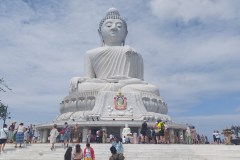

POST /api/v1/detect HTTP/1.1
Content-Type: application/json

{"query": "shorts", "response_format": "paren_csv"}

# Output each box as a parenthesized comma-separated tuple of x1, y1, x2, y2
(159, 130, 165, 136)
(0, 138, 7, 144)
(63, 132, 71, 141)
(141, 130, 147, 136)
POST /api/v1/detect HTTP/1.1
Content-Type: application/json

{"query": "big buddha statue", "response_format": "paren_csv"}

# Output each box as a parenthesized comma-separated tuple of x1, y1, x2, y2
(56, 8, 171, 122)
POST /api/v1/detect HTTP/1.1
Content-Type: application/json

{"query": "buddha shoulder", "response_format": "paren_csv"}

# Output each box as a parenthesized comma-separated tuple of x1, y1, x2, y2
(85, 47, 107, 57)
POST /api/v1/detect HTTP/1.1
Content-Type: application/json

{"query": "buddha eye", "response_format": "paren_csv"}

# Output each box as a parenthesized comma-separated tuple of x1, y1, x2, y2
(116, 22, 122, 28)
(105, 22, 112, 27)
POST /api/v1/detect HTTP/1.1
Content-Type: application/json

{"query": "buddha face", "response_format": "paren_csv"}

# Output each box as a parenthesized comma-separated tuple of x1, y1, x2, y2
(99, 18, 127, 46)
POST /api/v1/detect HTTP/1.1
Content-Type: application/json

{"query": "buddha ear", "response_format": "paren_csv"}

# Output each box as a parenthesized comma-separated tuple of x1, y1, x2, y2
(122, 30, 128, 46)
(98, 29, 104, 46)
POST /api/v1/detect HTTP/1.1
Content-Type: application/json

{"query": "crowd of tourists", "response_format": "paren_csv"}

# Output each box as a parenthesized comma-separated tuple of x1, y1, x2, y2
(0, 122, 37, 152)
(0, 120, 227, 160)
(0, 121, 122, 159)
(48, 122, 124, 159)
(47, 120, 211, 146)
(49, 121, 125, 160)
(138, 120, 210, 144)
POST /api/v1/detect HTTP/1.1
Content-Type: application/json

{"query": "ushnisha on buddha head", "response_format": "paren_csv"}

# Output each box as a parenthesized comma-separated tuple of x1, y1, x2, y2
(98, 8, 128, 46)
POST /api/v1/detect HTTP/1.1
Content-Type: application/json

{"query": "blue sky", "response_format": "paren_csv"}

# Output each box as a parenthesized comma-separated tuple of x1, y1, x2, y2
(0, 0, 240, 141)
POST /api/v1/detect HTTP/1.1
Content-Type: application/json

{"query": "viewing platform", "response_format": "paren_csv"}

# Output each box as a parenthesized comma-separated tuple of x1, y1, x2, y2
(0, 143, 239, 160)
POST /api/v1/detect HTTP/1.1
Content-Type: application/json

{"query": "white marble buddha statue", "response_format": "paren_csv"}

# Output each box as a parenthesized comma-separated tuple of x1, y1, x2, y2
(70, 7, 159, 96)
(122, 123, 132, 138)
(59, 8, 168, 117)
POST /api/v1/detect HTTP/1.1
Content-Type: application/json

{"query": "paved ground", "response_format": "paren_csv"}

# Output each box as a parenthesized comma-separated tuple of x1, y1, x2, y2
(0, 143, 239, 160)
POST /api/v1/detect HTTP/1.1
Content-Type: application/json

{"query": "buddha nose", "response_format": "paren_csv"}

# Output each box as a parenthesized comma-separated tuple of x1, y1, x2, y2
(111, 24, 118, 30)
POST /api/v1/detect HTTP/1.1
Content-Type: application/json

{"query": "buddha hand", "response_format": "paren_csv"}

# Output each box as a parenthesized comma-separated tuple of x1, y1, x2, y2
(69, 77, 89, 92)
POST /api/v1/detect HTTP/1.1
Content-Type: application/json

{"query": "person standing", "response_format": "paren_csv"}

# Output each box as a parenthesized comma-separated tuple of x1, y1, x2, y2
(157, 120, 165, 144)
(102, 130, 107, 143)
(79, 131, 82, 143)
(83, 143, 95, 160)
(28, 124, 33, 143)
(8, 121, 16, 143)
(154, 121, 160, 144)
(50, 124, 59, 150)
(73, 124, 80, 143)
(140, 120, 148, 143)
(24, 127, 29, 143)
(0, 124, 8, 152)
(63, 122, 71, 149)
(96, 130, 101, 143)
(15, 123, 25, 148)
(216, 131, 221, 144)
(86, 129, 91, 143)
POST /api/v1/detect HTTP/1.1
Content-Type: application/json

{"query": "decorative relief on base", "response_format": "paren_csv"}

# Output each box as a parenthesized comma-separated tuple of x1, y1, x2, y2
(114, 91, 127, 110)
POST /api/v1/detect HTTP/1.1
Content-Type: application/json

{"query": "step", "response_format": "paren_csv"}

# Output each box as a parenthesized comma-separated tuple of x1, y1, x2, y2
(0, 143, 239, 160)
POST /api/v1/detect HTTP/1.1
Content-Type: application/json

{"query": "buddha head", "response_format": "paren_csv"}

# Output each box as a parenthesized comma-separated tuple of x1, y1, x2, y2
(98, 8, 128, 46)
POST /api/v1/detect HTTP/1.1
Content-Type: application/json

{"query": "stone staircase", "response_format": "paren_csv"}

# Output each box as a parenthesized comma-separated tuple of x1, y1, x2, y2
(0, 143, 240, 160)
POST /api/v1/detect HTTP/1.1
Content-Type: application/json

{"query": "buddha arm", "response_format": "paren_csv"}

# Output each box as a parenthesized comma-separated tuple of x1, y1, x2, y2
(84, 53, 96, 78)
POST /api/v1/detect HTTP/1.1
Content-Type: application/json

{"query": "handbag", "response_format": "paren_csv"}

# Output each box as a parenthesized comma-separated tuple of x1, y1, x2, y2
(60, 130, 65, 134)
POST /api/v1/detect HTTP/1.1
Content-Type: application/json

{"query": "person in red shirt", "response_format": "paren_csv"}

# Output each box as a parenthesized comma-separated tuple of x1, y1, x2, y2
(83, 143, 95, 160)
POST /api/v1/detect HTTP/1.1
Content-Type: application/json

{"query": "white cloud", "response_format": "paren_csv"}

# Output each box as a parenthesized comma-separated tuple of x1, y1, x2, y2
(235, 107, 240, 113)
(175, 113, 240, 140)
(0, 1, 240, 139)
(150, 0, 240, 23)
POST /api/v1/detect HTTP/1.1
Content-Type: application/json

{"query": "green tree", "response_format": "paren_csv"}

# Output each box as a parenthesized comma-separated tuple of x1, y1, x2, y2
(0, 78, 11, 92)
(0, 102, 10, 126)
(0, 78, 11, 125)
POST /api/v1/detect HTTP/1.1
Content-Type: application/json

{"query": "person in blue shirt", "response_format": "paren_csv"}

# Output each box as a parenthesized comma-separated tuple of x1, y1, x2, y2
(112, 136, 124, 154)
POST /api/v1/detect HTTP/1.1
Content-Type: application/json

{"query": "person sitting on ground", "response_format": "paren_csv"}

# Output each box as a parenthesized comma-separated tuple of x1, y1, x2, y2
(109, 146, 125, 160)
(83, 143, 95, 160)
(72, 144, 83, 160)
(112, 136, 124, 154)
(64, 146, 72, 160)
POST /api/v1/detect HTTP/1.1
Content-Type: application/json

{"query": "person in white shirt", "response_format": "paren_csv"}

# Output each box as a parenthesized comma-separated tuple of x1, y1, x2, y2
(215, 131, 221, 144)
(0, 124, 9, 152)
(49, 124, 59, 150)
